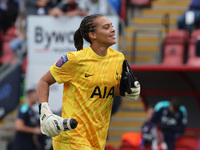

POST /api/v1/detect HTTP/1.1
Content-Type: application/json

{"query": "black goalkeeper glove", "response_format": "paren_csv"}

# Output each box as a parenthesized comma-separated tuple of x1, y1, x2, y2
(119, 59, 140, 100)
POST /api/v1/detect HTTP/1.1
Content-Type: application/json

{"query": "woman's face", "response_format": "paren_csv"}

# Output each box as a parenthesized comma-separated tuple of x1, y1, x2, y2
(93, 16, 116, 47)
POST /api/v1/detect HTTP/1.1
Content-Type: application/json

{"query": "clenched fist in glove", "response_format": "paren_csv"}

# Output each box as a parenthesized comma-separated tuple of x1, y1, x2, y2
(120, 60, 141, 101)
(39, 102, 78, 137)
(124, 81, 140, 100)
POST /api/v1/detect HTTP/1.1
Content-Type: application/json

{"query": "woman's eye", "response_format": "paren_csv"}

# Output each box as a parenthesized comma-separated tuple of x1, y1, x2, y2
(103, 25, 113, 29)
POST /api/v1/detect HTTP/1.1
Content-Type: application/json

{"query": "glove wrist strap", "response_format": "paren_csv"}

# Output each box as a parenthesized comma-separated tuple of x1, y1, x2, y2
(39, 104, 41, 115)
(39, 102, 50, 115)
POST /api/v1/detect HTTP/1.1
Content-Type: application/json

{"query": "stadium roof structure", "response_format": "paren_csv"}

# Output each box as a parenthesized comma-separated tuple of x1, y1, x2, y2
(130, 64, 200, 134)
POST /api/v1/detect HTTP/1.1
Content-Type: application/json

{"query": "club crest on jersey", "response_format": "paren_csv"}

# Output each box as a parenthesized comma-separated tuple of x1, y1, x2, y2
(56, 54, 68, 68)
(116, 71, 119, 81)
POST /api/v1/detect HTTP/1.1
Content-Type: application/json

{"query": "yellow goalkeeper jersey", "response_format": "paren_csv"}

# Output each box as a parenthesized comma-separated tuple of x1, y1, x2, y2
(50, 46, 125, 150)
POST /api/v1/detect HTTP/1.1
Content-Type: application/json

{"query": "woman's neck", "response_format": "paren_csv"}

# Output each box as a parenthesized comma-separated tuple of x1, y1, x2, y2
(90, 44, 108, 57)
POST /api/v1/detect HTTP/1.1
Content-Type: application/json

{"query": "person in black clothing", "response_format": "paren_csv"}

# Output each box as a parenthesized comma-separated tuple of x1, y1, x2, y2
(150, 98, 187, 150)
(48, 0, 84, 17)
(12, 89, 42, 150)
(141, 105, 155, 149)
(0, 0, 19, 33)
(177, 0, 200, 31)
(0, 0, 19, 60)
(141, 105, 168, 150)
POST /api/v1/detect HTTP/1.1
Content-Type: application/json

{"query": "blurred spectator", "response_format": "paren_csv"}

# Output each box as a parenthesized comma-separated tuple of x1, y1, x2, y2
(24, 0, 60, 18)
(0, 0, 19, 33)
(49, 0, 82, 17)
(49, 0, 118, 18)
(9, 31, 24, 52)
(150, 98, 187, 150)
(141, 105, 167, 150)
(78, 0, 117, 16)
(9, 0, 62, 55)
(12, 89, 42, 150)
(8, 0, 25, 56)
(177, 0, 200, 32)
(0, 0, 21, 59)
(141, 105, 155, 149)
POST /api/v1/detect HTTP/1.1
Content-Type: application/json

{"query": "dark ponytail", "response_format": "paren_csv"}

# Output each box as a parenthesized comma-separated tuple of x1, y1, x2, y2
(74, 28, 83, 51)
(73, 14, 104, 51)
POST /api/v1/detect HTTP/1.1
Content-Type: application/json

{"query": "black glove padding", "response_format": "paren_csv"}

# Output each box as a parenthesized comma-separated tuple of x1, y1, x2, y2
(120, 59, 140, 96)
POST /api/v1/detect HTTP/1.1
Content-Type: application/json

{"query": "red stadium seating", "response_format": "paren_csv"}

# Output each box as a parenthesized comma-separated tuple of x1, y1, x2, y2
(162, 45, 185, 65)
(0, 41, 15, 64)
(186, 29, 200, 65)
(105, 145, 117, 150)
(3, 26, 17, 42)
(175, 135, 199, 150)
(119, 140, 141, 150)
(162, 30, 189, 65)
(164, 30, 189, 44)
(188, 29, 200, 57)
(130, 0, 151, 6)
(186, 57, 200, 65)
(0, 26, 19, 65)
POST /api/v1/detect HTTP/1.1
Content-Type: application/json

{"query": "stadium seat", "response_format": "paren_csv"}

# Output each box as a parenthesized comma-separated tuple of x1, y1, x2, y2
(164, 30, 189, 44)
(188, 29, 200, 57)
(186, 29, 200, 65)
(119, 132, 142, 150)
(186, 57, 200, 66)
(162, 30, 189, 65)
(0, 41, 16, 64)
(162, 45, 185, 65)
(175, 135, 199, 150)
(0, 26, 19, 65)
(105, 144, 117, 150)
(3, 26, 17, 42)
(130, 0, 151, 6)
(119, 140, 141, 150)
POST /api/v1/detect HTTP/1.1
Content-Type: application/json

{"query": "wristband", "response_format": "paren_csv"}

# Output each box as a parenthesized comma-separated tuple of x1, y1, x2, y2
(38, 104, 41, 115)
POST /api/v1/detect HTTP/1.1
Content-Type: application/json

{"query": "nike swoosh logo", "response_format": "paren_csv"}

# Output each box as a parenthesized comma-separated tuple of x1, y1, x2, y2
(85, 74, 94, 77)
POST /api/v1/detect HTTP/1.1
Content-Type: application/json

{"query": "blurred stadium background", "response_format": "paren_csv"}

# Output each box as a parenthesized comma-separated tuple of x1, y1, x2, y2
(1, 0, 200, 150)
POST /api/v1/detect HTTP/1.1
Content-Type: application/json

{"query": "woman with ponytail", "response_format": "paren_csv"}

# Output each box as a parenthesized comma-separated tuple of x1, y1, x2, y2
(37, 14, 140, 150)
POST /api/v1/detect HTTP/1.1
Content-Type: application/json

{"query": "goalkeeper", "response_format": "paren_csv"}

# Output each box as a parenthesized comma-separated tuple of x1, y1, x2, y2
(37, 14, 141, 150)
